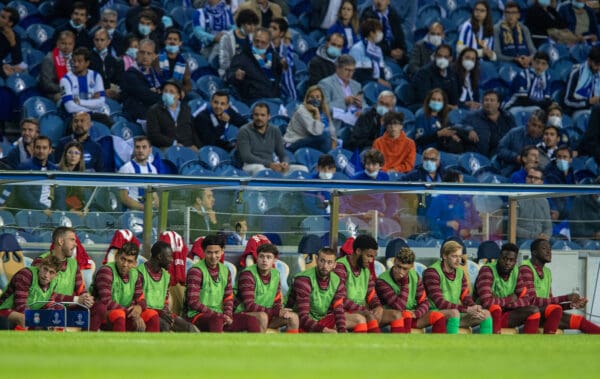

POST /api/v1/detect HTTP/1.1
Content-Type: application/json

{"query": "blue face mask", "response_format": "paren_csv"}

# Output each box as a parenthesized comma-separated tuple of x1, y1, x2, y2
(376, 105, 389, 116)
(327, 46, 342, 58)
(573, 1, 585, 9)
(252, 46, 266, 55)
(428, 100, 444, 113)
(538, 0, 551, 6)
(423, 159, 437, 173)
(556, 159, 570, 172)
(70, 19, 84, 30)
(138, 24, 152, 36)
(126, 47, 138, 59)
(165, 45, 179, 54)
(162, 93, 176, 107)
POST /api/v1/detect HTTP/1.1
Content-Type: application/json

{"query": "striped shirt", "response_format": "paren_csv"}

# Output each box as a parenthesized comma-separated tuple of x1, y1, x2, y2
(237, 269, 282, 318)
(0, 268, 68, 314)
(375, 274, 429, 318)
(334, 261, 382, 311)
(423, 267, 475, 312)
(93, 265, 147, 311)
(60, 69, 106, 114)
(515, 264, 569, 308)
(32, 255, 84, 296)
(185, 265, 234, 318)
(457, 20, 494, 54)
(293, 275, 346, 332)
(474, 266, 531, 309)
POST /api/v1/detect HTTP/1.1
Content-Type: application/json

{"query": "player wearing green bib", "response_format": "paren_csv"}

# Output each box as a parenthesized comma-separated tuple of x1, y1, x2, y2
(184, 234, 261, 332)
(516, 238, 600, 334)
(376, 247, 449, 333)
(474, 243, 540, 334)
(423, 240, 493, 334)
(0, 255, 62, 328)
(235, 243, 299, 333)
(138, 241, 198, 332)
(334, 235, 404, 333)
(92, 242, 160, 332)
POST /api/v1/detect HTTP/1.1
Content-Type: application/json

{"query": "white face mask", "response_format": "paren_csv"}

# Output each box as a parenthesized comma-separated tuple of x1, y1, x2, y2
(373, 31, 384, 43)
(319, 172, 334, 180)
(428, 35, 443, 46)
(436, 57, 449, 69)
(462, 59, 475, 71)
(365, 170, 379, 179)
(548, 115, 562, 127)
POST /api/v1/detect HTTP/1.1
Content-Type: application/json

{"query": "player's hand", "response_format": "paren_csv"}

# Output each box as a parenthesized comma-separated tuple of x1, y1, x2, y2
(217, 112, 230, 123)
(322, 327, 337, 333)
(468, 130, 479, 143)
(223, 314, 233, 325)
(127, 305, 142, 318)
(372, 306, 384, 323)
(235, 69, 246, 80)
(161, 312, 174, 327)
(133, 316, 146, 331)
(77, 293, 94, 308)
(446, 220, 460, 231)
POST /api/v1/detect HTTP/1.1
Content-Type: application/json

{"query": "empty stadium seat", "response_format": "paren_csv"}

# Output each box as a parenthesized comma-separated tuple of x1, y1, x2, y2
(195, 74, 225, 101)
(293, 147, 322, 171)
(459, 152, 492, 176)
(51, 211, 83, 228)
(111, 120, 145, 140)
(165, 145, 198, 171)
(25, 23, 54, 52)
(198, 145, 232, 170)
(22, 95, 57, 119)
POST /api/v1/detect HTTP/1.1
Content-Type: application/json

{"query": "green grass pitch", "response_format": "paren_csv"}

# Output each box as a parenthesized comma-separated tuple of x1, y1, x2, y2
(1, 332, 600, 378)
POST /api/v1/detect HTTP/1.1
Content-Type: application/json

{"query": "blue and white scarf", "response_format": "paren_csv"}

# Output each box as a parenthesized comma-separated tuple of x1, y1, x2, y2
(276, 42, 297, 100)
(574, 63, 600, 100)
(374, 7, 393, 43)
(254, 50, 275, 81)
(158, 50, 187, 82)
(364, 39, 384, 80)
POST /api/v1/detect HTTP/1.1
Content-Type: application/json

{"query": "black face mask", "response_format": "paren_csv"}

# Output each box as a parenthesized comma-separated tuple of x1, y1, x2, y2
(307, 99, 321, 108)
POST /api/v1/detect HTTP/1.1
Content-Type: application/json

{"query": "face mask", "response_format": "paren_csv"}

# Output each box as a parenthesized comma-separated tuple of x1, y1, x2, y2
(548, 115, 562, 127)
(423, 160, 437, 173)
(376, 105, 389, 116)
(573, 1, 585, 9)
(162, 15, 174, 28)
(319, 172, 334, 180)
(365, 170, 379, 179)
(428, 35, 443, 46)
(165, 45, 179, 54)
(435, 57, 449, 69)
(373, 31, 384, 43)
(538, 0, 551, 6)
(462, 59, 475, 71)
(307, 99, 321, 108)
(327, 46, 342, 58)
(70, 20, 84, 30)
(252, 46, 266, 55)
(429, 100, 444, 112)
(556, 159, 570, 172)
(138, 24, 151, 36)
(126, 47, 138, 59)
(162, 92, 176, 107)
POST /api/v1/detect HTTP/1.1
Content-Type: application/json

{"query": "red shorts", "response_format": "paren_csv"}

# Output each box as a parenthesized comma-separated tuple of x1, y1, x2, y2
(317, 314, 336, 329)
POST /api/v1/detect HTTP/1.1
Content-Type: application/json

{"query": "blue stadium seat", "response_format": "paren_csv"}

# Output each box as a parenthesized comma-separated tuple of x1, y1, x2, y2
(6, 72, 37, 95)
(111, 120, 145, 140)
(269, 115, 290, 135)
(538, 42, 569, 64)
(570, 43, 591, 63)
(291, 32, 317, 62)
(395, 106, 415, 123)
(585, 157, 599, 175)
(582, 240, 600, 250)
(22, 95, 57, 118)
(165, 145, 198, 171)
(498, 63, 520, 85)
(215, 165, 249, 177)
(394, 81, 417, 109)
(51, 211, 83, 228)
(39, 113, 65, 147)
(448, 5, 472, 28)
(198, 145, 232, 170)
(479, 60, 500, 86)
(458, 152, 491, 176)
(439, 151, 460, 167)
(169, 6, 194, 28)
(0, 210, 16, 227)
(90, 121, 112, 141)
(294, 147, 323, 171)
(84, 212, 117, 230)
(102, 97, 124, 118)
(509, 106, 540, 126)
(253, 169, 283, 178)
(300, 216, 329, 235)
(194, 74, 225, 101)
(118, 211, 145, 235)
(448, 108, 470, 125)
(574, 111, 590, 133)
(362, 81, 390, 106)
(285, 170, 311, 179)
(25, 23, 54, 52)
(550, 58, 574, 82)
(229, 97, 251, 117)
(416, 4, 443, 31)
(187, 97, 206, 116)
(179, 159, 212, 176)
(250, 98, 283, 116)
(15, 209, 53, 229)
(9, 0, 40, 27)
(477, 172, 509, 183)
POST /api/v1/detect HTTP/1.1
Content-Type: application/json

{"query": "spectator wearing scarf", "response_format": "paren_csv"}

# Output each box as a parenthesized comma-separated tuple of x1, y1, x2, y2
(506, 51, 552, 109)
(360, 0, 407, 64)
(349, 19, 391, 87)
(193, 0, 234, 48)
(565, 46, 600, 112)
(493, 2, 536, 67)
(152, 28, 191, 93)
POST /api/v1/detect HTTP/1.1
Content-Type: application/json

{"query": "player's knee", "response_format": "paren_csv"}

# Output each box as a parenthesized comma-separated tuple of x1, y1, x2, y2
(255, 312, 268, 331)
(288, 312, 299, 329)
(447, 309, 460, 319)
(524, 305, 540, 316)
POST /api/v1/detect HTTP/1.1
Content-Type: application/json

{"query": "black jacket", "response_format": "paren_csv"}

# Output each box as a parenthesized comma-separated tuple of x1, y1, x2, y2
(193, 107, 247, 151)
(226, 48, 282, 104)
(146, 101, 195, 149)
(120, 67, 161, 121)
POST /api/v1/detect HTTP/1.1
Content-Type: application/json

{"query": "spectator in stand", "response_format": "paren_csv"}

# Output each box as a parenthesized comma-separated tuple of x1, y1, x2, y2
(269, 18, 296, 101)
(237, 102, 306, 175)
(189, 188, 220, 237)
(54, 141, 90, 214)
(283, 85, 335, 153)
(318, 54, 363, 130)
(0, 6, 26, 78)
(54, 112, 104, 173)
(152, 28, 192, 94)
(218, 8, 259, 78)
(52, 2, 93, 49)
(558, 0, 599, 44)
(570, 177, 600, 240)
(307, 33, 344, 87)
(415, 88, 466, 154)
(505, 51, 552, 110)
(89, 28, 121, 100)
(226, 27, 282, 103)
(372, 111, 416, 174)
(517, 167, 553, 241)
(403, 147, 444, 182)
(193, 0, 235, 60)
(227, 214, 249, 246)
(498, 109, 546, 176)
(346, 90, 396, 151)
(537, 125, 561, 169)
(576, 104, 600, 165)
(525, 0, 571, 47)
(118, 136, 159, 211)
(121, 38, 161, 123)
(16, 136, 56, 216)
(413, 44, 460, 107)
(462, 90, 517, 158)
(565, 46, 600, 114)
(309, 0, 343, 31)
(237, 0, 282, 28)
(349, 18, 392, 86)
(360, 0, 407, 65)
(125, 0, 164, 35)
(544, 145, 575, 229)
(40, 30, 75, 102)
(455, 47, 481, 110)
(121, 35, 140, 72)
(100, 8, 126, 57)
(511, 145, 541, 183)
(493, 1, 536, 68)
(427, 169, 481, 240)
(406, 22, 445, 80)
(304, 154, 336, 214)
(545, 103, 570, 146)
(60, 47, 110, 124)
(1, 118, 39, 169)
(457, 0, 496, 61)
(192, 90, 247, 151)
(146, 80, 197, 152)
(327, 0, 359, 54)
(133, 9, 163, 51)
(352, 149, 389, 181)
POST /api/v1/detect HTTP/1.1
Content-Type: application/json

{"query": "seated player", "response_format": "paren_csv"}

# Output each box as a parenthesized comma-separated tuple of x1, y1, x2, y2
(376, 247, 449, 333)
(236, 243, 299, 333)
(474, 243, 541, 334)
(92, 242, 160, 332)
(184, 234, 261, 333)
